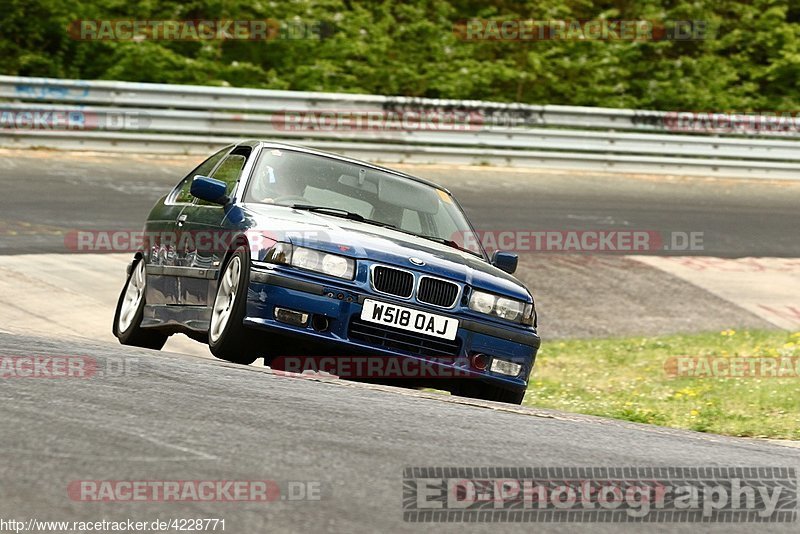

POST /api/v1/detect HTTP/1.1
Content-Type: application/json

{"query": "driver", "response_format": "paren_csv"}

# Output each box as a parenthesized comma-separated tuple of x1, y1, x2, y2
(256, 165, 307, 204)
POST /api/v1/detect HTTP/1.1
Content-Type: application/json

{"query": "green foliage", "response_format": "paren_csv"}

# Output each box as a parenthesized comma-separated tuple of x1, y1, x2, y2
(526, 330, 800, 439)
(1, 0, 798, 110)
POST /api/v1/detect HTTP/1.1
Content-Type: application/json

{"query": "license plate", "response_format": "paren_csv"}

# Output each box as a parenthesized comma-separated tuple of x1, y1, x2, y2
(360, 299, 459, 340)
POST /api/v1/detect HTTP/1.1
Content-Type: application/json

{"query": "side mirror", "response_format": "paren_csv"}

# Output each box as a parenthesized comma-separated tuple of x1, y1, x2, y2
(491, 251, 518, 274)
(190, 175, 229, 205)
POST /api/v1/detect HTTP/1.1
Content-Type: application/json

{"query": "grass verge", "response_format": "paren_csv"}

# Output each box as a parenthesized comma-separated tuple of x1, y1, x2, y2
(524, 329, 800, 440)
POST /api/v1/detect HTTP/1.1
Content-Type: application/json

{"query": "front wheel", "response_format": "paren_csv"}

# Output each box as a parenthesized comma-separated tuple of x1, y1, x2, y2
(113, 258, 168, 350)
(454, 381, 526, 405)
(208, 246, 258, 365)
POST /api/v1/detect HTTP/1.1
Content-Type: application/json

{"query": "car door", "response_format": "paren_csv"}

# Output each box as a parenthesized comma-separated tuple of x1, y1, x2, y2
(145, 147, 230, 307)
(176, 145, 254, 307)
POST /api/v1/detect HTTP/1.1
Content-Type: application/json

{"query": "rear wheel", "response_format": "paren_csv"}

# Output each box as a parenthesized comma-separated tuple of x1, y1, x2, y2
(209, 246, 258, 365)
(455, 381, 526, 405)
(113, 258, 168, 350)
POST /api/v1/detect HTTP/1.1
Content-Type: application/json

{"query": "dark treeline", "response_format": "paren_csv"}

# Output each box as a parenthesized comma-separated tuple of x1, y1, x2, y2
(2, 0, 798, 110)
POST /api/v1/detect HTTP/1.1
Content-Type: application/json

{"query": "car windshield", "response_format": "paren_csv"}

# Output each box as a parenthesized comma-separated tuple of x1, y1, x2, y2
(244, 148, 484, 258)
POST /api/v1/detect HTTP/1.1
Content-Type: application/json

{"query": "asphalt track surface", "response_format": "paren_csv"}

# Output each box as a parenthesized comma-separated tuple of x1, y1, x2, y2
(1, 333, 798, 533)
(1, 149, 799, 532)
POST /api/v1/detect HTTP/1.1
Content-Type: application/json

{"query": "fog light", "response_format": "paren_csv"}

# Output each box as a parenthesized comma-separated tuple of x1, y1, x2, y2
(490, 358, 522, 377)
(274, 307, 309, 327)
(470, 353, 490, 371)
(311, 314, 330, 332)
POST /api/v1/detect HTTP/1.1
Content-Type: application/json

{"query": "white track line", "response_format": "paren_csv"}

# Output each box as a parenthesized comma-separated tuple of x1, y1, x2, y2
(632, 256, 800, 330)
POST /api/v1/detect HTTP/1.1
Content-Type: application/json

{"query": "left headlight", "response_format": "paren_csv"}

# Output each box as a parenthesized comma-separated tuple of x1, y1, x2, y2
(468, 289, 535, 325)
(258, 243, 355, 280)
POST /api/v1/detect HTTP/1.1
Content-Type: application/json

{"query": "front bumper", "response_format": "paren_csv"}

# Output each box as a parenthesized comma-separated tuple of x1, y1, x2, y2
(245, 266, 540, 392)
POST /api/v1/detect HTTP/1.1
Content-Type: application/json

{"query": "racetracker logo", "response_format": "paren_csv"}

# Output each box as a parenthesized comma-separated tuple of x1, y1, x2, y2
(0, 356, 96, 379)
(68, 480, 321, 502)
(68, 19, 324, 41)
(0, 356, 137, 379)
(665, 357, 800, 378)
(0, 109, 148, 130)
(63, 229, 327, 253)
(272, 356, 473, 379)
(455, 230, 704, 254)
(404, 467, 797, 522)
(453, 19, 711, 41)
(272, 110, 482, 132)
(664, 112, 800, 135)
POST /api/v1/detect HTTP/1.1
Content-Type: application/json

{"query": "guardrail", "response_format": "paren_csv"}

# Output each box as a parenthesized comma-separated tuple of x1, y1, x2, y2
(1, 75, 799, 179)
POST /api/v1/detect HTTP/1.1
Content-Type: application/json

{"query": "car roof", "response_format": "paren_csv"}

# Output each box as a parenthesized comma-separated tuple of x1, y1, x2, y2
(232, 139, 453, 195)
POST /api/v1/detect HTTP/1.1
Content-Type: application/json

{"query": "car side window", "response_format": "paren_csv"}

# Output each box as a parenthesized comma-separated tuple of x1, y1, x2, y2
(171, 148, 229, 204)
(211, 154, 247, 194)
(195, 148, 251, 207)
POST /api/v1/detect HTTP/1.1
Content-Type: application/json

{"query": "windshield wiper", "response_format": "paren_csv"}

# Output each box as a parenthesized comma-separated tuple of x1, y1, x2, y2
(384, 227, 483, 258)
(291, 204, 396, 229)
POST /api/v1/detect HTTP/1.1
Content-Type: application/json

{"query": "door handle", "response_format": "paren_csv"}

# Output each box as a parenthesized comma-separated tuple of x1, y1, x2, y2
(177, 214, 188, 226)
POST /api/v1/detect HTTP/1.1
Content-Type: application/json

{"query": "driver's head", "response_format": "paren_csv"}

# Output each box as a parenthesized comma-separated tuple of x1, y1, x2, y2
(257, 165, 304, 201)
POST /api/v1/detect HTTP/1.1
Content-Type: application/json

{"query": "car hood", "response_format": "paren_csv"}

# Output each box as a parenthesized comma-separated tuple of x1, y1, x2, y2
(241, 203, 531, 302)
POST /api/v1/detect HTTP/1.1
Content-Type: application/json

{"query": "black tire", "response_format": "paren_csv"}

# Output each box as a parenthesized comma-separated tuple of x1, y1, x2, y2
(208, 246, 258, 365)
(113, 257, 168, 350)
(455, 380, 526, 405)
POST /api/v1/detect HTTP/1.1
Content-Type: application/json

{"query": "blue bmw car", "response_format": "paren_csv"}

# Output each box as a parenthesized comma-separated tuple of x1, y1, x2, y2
(113, 141, 540, 404)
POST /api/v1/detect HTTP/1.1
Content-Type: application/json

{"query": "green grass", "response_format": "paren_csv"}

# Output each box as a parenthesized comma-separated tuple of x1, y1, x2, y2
(524, 329, 800, 440)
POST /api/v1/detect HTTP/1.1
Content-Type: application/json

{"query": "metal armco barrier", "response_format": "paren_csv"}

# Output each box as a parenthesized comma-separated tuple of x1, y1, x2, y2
(1, 75, 799, 179)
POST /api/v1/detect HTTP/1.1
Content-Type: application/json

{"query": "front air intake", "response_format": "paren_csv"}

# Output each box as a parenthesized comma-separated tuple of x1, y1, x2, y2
(371, 266, 414, 298)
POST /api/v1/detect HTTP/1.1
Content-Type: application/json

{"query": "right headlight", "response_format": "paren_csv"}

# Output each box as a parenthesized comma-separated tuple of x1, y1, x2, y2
(468, 289, 535, 325)
(258, 243, 355, 280)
